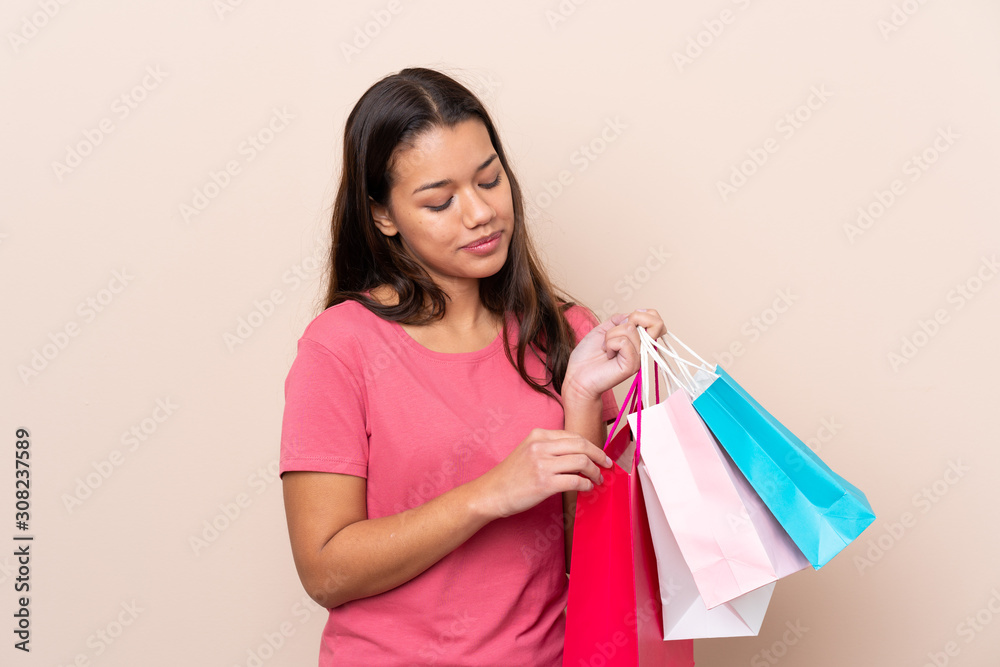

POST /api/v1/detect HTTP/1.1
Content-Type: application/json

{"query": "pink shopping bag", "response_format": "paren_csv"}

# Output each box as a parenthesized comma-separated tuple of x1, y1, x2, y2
(617, 329, 811, 640)
(637, 460, 776, 639)
(628, 389, 810, 610)
(564, 373, 694, 667)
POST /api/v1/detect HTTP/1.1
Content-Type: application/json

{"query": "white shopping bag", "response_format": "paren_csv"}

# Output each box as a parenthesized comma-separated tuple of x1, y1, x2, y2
(637, 459, 774, 640)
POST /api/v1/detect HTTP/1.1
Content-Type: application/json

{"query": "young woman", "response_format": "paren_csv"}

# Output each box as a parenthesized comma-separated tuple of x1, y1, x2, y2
(279, 67, 665, 666)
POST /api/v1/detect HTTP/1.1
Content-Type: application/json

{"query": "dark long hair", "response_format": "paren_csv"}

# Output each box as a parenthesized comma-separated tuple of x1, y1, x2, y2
(324, 67, 581, 399)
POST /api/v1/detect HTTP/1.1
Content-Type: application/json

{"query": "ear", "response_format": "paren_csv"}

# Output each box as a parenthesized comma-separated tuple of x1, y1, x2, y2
(369, 198, 399, 237)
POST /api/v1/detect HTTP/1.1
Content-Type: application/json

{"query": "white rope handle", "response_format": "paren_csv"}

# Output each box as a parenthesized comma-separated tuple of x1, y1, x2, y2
(662, 329, 720, 398)
(637, 327, 688, 401)
(638, 328, 685, 390)
(664, 329, 713, 369)
(637, 327, 719, 399)
(654, 336, 703, 389)
(638, 329, 668, 405)
(643, 335, 701, 388)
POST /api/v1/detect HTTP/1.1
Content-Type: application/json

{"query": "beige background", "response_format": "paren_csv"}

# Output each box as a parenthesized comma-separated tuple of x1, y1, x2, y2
(3, 1, 999, 665)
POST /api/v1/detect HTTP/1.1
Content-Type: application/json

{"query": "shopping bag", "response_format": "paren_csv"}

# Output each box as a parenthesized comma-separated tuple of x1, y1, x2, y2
(714, 438, 816, 583)
(648, 330, 876, 570)
(637, 459, 775, 639)
(630, 329, 810, 611)
(564, 373, 694, 667)
(621, 334, 805, 639)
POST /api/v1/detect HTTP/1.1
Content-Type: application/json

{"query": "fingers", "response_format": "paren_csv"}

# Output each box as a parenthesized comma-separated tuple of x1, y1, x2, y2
(629, 308, 667, 339)
(612, 308, 665, 339)
(539, 431, 613, 468)
(546, 439, 612, 489)
(549, 453, 606, 487)
(603, 320, 641, 365)
(604, 309, 666, 356)
(493, 430, 614, 517)
(559, 471, 601, 494)
(522, 432, 611, 488)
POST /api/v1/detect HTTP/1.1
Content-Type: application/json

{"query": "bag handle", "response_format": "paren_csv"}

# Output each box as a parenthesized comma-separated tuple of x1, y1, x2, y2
(602, 327, 712, 459)
(603, 370, 644, 458)
(660, 330, 721, 399)
(636, 327, 703, 370)
(664, 329, 713, 368)
(604, 372, 639, 451)
(655, 335, 701, 392)
(639, 328, 682, 406)
(637, 327, 694, 397)
(638, 327, 719, 397)
(654, 364, 660, 404)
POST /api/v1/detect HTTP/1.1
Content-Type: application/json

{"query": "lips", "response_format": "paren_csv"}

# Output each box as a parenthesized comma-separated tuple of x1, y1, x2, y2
(462, 231, 502, 249)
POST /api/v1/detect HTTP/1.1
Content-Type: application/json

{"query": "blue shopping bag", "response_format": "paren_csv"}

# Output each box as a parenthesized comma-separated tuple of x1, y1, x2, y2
(642, 330, 876, 570)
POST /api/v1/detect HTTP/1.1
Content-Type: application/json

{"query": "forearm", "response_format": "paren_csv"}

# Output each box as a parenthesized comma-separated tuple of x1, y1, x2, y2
(561, 391, 608, 572)
(307, 478, 495, 608)
(563, 392, 607, 455)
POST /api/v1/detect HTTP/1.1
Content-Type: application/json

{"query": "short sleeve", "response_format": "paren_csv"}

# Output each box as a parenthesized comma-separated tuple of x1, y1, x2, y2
(563, 304, 620, 424)
(279, 337, 369, 478)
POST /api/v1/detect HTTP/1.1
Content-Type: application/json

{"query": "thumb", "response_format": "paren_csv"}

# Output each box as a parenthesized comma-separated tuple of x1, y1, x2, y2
(607, 329, 640, 372)
(616, 335, 640, 372)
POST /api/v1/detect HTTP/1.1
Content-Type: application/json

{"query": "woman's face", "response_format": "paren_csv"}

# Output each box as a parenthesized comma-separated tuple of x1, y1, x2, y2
(370, 118, 514, 291)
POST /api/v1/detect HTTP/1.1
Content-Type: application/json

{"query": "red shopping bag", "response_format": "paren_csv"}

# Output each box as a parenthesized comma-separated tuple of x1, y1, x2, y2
(564, 373, 695, 667)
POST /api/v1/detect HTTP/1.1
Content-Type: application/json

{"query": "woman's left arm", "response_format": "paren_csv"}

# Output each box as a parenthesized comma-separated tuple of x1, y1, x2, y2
(559, 308, 666, 573)
(561, 394, 607, 573)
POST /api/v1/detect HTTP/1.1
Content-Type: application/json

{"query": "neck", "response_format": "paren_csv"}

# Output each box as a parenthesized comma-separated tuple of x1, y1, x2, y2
(368, 279, 497, 331)
(436, 277, 495, 332)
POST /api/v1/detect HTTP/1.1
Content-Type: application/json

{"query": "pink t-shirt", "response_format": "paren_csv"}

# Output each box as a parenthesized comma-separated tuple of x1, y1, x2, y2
(279, 299, 618, 666)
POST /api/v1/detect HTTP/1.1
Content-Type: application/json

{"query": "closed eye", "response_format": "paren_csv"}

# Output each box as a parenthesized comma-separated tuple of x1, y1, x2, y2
(426, 172, 503, 212)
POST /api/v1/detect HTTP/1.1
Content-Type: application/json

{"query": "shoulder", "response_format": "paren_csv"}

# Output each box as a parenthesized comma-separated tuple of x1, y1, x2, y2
(299, 299, 391, 359)
(561, 302, 602, 343)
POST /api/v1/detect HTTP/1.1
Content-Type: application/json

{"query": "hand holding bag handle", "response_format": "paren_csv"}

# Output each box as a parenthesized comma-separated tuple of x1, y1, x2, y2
(619, 329, 688, 461)
(638, 328, 719, 399)
(641, 325, 877, 569)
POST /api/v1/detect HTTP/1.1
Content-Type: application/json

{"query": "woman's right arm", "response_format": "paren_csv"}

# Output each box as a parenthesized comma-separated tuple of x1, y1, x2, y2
(282, 428, 611, 609)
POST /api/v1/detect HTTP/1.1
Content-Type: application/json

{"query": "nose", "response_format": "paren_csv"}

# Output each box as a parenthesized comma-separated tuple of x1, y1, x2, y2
(460, 187, 495, 228)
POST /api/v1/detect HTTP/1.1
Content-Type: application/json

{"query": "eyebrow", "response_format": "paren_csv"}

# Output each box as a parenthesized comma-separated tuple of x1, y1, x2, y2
(411, 154, 498, 195)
